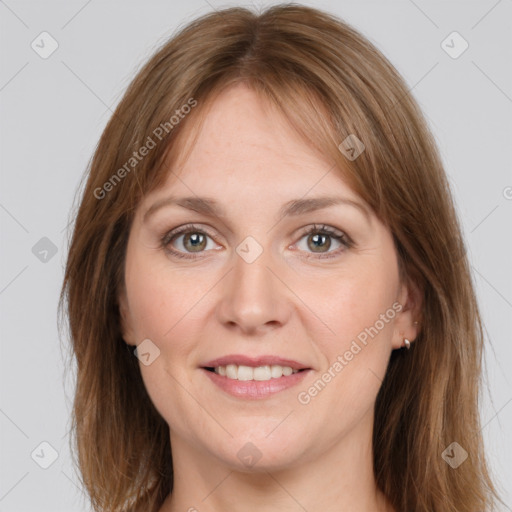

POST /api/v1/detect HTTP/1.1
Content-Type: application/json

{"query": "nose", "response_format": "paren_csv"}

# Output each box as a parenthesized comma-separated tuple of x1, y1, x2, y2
(215, 245, 292, 335)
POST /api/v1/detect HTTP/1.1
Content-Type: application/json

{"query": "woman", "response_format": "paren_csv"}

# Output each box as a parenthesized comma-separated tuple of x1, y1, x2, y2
(59, 4, 503, 511)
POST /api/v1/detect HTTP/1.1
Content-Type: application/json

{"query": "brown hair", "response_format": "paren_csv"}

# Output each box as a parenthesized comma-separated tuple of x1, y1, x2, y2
(59, 3, 503, 511)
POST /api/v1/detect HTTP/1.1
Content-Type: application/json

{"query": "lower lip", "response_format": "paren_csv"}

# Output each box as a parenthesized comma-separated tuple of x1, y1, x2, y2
(201, 368, 311, 399)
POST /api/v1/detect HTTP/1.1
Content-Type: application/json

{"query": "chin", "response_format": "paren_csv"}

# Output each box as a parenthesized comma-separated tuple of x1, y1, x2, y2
(207, 429, 307, 472)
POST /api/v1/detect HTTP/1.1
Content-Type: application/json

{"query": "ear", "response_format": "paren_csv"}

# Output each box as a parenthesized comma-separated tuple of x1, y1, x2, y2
(392, 276, 422, 350)
(118, 289, 137, 347)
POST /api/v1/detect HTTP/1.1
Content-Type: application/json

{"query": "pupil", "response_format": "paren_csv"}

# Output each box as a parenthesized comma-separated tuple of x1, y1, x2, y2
(186, 233, 205, 251)
(309, 233, 330, 252)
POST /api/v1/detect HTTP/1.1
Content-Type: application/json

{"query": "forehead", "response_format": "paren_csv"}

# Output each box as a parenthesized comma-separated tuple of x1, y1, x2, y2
(151, 83, 360, 204)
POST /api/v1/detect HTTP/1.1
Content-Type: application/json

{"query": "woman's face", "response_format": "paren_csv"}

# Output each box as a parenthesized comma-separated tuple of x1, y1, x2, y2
(119, 83, 418, 471)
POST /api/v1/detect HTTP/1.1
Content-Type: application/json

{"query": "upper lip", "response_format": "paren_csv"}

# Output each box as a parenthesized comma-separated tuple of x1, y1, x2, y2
(201, 354, 310, 370)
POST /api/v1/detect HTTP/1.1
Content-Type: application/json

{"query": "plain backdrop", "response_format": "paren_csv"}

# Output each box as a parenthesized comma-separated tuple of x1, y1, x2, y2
(1, 0, 511, 510)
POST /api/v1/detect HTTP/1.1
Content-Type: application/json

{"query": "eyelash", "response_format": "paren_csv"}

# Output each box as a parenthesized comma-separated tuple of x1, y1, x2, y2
(160, 223, 353, 261)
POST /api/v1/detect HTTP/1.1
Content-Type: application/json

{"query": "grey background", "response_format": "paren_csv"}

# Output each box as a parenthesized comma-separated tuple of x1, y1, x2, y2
(0, 0, 511, 510)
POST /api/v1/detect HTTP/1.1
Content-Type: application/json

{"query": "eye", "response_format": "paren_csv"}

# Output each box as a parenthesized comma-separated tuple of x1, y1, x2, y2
(161, 224, 218, 259)
(160, 223, 353, 261)
(294, 224, 352, 259)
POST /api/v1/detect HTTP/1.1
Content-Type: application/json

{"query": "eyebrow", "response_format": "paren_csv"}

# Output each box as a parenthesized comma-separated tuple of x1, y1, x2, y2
(143, 195, 371, 224)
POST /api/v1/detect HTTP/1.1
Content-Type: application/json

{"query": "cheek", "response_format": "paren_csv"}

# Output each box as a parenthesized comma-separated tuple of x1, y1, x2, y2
(303, 254, 399, 406)
(125, 259, 207, 430)
(124, 248, 203, 341)
(309, 260, 398, 345)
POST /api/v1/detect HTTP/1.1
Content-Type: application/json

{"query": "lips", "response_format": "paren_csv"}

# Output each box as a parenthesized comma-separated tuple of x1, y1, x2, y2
(200, 354, 312, 399)
(201, 354, 310, 370)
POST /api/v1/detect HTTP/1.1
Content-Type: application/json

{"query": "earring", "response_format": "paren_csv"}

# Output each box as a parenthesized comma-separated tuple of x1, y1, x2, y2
(403, 338, 411, 350)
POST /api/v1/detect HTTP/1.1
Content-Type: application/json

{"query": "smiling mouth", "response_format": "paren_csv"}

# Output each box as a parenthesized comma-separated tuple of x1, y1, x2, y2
(203, 364, 307, 381)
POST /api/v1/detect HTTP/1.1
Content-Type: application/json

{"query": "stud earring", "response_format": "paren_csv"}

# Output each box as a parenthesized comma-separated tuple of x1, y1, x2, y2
(403, 338, 411, 349)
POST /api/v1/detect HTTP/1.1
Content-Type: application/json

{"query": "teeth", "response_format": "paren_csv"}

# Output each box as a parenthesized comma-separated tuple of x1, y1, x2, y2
(213, 364, 299, 381)
(225, 364, 238, 379)
(253, 366, 271, 381)
(270, 365, 283, 378)
(237, 365, 253, 381)
(282, 366, 293, 376)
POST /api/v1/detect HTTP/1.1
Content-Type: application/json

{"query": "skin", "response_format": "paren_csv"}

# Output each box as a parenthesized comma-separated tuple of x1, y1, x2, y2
(119, 83, 421, 512)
